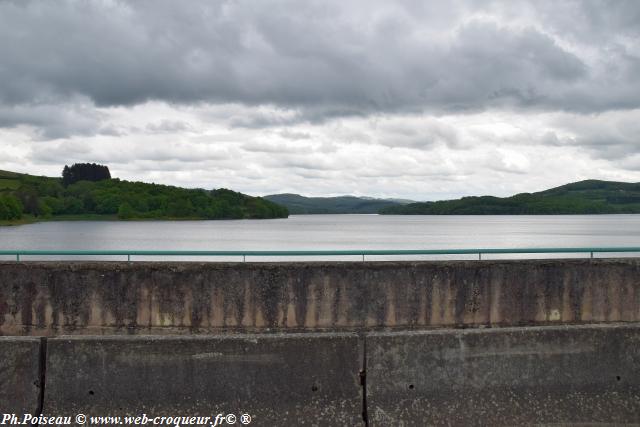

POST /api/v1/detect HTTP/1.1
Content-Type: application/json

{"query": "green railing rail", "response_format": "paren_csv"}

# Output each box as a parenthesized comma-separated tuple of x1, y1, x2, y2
(1, 247, 640, 262)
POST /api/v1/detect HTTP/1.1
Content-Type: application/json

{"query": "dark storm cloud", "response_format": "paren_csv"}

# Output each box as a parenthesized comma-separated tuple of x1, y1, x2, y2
(0, 0, 638, 127)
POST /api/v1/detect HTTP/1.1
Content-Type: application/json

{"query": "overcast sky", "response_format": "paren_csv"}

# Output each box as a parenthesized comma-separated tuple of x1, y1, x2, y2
(1, 0, 639, 200)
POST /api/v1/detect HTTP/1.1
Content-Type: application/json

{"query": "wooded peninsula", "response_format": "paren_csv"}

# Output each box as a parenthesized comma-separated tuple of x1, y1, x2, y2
(0, 164, 288, 224)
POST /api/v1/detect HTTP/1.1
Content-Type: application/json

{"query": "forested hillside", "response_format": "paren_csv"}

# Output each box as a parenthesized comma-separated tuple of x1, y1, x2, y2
(380, 180, 640, 215)
(0, 164, 288, 224)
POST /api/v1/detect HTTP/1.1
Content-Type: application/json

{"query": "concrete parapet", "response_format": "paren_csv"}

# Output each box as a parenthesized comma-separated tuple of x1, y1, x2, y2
(0, 337, 42, 413)
(366, 324, 640, 426)
(44, 333, 364, 425)
(4, 325, 640, 425)
(1, 259, 640, 335)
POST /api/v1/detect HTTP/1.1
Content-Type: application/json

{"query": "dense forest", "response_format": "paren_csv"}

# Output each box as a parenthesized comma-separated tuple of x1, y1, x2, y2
(380, 180, 640, 215)
(0, 164, 288, 223)
(264, 193, 413, 214)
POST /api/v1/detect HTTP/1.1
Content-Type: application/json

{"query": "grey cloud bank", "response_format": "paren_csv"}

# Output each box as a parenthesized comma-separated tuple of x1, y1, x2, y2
(1, 1, 636, 114)
(0, 0, 639, 199)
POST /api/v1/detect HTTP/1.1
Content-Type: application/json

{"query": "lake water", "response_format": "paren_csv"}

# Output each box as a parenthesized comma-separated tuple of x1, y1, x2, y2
(1, 214, 639, 261)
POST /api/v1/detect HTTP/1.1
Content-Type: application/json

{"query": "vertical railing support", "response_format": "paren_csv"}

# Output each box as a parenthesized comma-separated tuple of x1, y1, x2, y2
(127, 254, 131, 262)
(478, 253, 482, 260)
(362, 254, 365, 262)
(16, 253, 20, 262)
(590, 252, 594, 259)
(243, 255, 246, 262)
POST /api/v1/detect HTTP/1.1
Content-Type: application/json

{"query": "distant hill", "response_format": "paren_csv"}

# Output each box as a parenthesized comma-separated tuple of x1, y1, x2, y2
(380, 180, 640, 215)
(0, 166, 288, 224)
(264, 193, 414, 214)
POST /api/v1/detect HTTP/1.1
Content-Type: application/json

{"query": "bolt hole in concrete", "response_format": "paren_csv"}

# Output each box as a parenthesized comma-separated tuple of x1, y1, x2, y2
(311, 385, 318, 392)
(408, 384, 415, 390)
(88, 390, 95, 395)
(617, 376, 622, 381)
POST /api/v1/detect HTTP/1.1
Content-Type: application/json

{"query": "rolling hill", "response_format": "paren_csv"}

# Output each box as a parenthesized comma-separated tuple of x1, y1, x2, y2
(264, 193, 414, 214)
(380, 180, 640, 215)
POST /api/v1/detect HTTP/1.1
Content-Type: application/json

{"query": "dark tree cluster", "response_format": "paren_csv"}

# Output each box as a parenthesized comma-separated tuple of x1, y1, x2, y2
(62, 163, 111, 187)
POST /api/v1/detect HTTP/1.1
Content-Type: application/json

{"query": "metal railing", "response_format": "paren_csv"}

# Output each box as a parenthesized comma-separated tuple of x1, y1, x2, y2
(1, 247, 640, 262)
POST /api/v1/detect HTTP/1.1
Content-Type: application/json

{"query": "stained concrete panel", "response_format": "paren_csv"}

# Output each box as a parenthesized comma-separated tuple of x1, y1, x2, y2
(367, 324, 640, 426)
(0, 337, 42, 413)
(44, 333, 363, 425)
(2, 259, 640, 336)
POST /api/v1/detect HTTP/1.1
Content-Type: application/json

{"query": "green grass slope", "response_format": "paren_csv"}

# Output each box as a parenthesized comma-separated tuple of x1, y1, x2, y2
(264, 193, 412, 214)
(0, 169, 288, 224)
(380, 180, 640, 215)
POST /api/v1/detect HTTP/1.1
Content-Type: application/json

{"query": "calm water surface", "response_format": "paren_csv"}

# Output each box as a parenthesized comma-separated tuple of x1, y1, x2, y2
(1, 214, 639, 261)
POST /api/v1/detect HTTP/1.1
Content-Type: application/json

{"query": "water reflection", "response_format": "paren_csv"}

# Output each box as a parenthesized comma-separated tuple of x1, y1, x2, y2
(1, 214, 639, 261)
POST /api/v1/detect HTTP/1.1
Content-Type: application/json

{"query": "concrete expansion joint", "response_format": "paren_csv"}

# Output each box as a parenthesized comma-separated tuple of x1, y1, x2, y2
(35, 336, 47, 424)
(360, 333, 369, 427)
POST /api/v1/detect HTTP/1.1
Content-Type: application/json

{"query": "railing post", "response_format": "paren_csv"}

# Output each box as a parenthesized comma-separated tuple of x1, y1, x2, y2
(478, 252, 482, 260)
(127, 254, 131, 262)
(590, 251, 594, 259)
(362, 254, 365, 262)
(16, 253, 20, 262)
(243, 255, 246, 262)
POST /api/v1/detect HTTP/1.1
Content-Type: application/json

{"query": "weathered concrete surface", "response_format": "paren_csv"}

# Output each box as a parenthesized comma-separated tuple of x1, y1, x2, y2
(1, 259, 640, 335)
(0, 337, 42, 413)
(44, 333, 364, 425)
(367, 324, 640, 426)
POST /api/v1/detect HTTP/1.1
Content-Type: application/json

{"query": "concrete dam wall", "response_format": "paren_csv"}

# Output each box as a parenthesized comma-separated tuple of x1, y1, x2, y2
(2, 259, 640, 425)
(1, 259, 640, 335)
